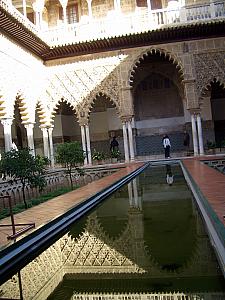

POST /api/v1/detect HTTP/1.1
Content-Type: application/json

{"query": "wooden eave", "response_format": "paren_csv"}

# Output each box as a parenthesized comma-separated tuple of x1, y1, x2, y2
(1, 2, 225, 61)
(44, 20, 225, 60)
(0, 5, 50, 57)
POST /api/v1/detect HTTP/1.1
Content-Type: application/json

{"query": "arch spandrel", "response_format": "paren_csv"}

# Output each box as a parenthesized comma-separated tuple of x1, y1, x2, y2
(193, 51, 225, 98)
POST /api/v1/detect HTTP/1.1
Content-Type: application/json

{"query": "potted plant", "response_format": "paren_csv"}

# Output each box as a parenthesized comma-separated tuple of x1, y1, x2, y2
(92, 149, 106, 164)
(206, 140, 216, 154)
(110, 149, 120, 163)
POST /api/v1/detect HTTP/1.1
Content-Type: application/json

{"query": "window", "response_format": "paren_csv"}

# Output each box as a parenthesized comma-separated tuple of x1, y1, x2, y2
(59, 3, 79, 24)
(136, 0, 147, 7)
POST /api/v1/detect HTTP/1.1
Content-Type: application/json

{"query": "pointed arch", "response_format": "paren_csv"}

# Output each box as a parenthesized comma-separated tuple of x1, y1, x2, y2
(85, 92, 120, 120)
(49, 98, 78, 125)
(200, 77, 225, 100)
(128, 47, 185, 87)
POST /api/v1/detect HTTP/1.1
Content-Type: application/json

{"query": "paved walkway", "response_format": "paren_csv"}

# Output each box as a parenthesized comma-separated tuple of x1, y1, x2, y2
(182, 157, 225, 227)
(0, 162, 143, 248)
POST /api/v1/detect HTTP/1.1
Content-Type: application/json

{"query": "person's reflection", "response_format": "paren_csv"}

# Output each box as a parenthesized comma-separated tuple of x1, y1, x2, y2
(166, 164, 174, 186)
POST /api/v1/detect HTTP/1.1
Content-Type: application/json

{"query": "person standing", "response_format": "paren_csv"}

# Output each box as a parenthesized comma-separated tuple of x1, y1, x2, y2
(183, 130, 190, 155)
(110, 136, 119, 151)
(162, 135, 171, 158)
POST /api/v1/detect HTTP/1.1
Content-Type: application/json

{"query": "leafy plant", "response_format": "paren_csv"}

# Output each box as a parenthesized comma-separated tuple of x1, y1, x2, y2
(0, 187, 73, 220)
(56, 142, 85, 189)
(221, 140, 225, 148)
(92, 149, 106, 161)
(0, 149, 49, 209)
(206, 140, 216, 149)
(110, 149, 121, 159)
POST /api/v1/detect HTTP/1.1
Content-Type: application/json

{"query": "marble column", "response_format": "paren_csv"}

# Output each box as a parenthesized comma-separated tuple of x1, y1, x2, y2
(127, 119, 134, 161)
(23, 0, 27, 17)
(81, 125, 88, 166)
(191, 113, 199, 156)
(196, 113, 204, 155)
(32, 0, 45, 29)
(25, 123, 35, 156)
(87, 0, 93, 19)
(85, 124, 92, 165)
(41, 127, 49, 158)
(122, 122, 129, 162)
(48, 127, 55, 168)
(1, 118, 13, 152)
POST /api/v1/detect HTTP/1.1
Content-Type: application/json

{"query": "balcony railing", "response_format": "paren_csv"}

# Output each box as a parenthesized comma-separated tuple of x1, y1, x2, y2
(43, 2, 225, 46)
(1, 0, 225, 47)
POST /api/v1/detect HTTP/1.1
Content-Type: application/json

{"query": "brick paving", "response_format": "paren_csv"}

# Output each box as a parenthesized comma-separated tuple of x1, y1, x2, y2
(182, 157, 225, 227)
(0, 162, 143, 248)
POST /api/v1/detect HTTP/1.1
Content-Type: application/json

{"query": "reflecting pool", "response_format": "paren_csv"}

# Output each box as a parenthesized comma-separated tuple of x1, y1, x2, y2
(0, 164, 224, 300)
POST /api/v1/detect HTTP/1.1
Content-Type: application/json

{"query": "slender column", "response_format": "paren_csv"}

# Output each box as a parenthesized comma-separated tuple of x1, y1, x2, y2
(59, 0, 68, 25)
(41, 127, 50, 158)
(147, 0, 152, 12)
(62, 5, 67, 25)
(23, 0, 27, 17)
(32, 0, 45, 29)
(128, 182, 133, 207)
(1, 118, 13, 152)
(81, 125, 88, 166)
(122, 122, 129, 162)
(132, 179, 139, 209)
(25, 123, 35, 156)
(117, 0, 121, 13)
(85, 124, 92, 165)
(48, 127, 55, 168)
(191, 114, 198, 156)
(87, 0, 93, 19)
(196, 113, 204, 155)
(127, 120, 135, 161)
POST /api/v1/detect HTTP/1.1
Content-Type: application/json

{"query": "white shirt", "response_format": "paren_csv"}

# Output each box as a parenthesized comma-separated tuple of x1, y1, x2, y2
(163, 138, 171, 148)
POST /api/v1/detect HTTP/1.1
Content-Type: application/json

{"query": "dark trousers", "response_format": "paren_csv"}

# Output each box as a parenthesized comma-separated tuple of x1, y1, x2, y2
(165, 146, 170, 158)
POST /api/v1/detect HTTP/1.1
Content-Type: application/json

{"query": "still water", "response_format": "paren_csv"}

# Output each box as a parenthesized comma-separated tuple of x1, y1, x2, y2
(1, 164, 224, 299)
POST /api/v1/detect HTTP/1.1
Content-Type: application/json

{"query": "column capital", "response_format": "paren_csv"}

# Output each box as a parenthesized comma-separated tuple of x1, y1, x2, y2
(188, 108, 201, 115)
(182, 78, 196, 84)
(1, 118, 13, 127)
(121, 115, 133, 123)
(24, 123, 35, 130)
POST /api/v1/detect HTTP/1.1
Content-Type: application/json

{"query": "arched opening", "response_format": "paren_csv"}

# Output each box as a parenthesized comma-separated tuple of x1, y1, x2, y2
(53, 101, 81, 146)
(131, 51, 185, 156)
(33, 107, 43, 156)
(12, 100, 27, 149)
(210, 81, 225, 147)
(12, 0, 35, 23)
(89, 94, 123, 160)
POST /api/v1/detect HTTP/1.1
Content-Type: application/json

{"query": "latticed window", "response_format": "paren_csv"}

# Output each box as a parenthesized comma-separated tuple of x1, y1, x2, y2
(59, 3, 79, 24)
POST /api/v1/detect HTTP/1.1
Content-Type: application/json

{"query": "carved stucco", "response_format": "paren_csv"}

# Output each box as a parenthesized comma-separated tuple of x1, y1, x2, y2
(193, 51, 225, 97)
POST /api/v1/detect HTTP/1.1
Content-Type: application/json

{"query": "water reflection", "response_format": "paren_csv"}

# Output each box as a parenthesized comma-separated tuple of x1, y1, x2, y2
(0, 165, 224, 299)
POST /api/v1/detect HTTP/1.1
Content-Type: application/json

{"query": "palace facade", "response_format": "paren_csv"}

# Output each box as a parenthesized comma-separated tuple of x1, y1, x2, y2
(0, 0, 225, 166)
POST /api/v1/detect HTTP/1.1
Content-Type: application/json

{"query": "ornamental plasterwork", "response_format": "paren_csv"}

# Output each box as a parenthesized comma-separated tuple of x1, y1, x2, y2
(193, 51, 225, 96)
(0, 240, 63, 300)
(80, 70, 121, 121)
(43, 55, 127, 125)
